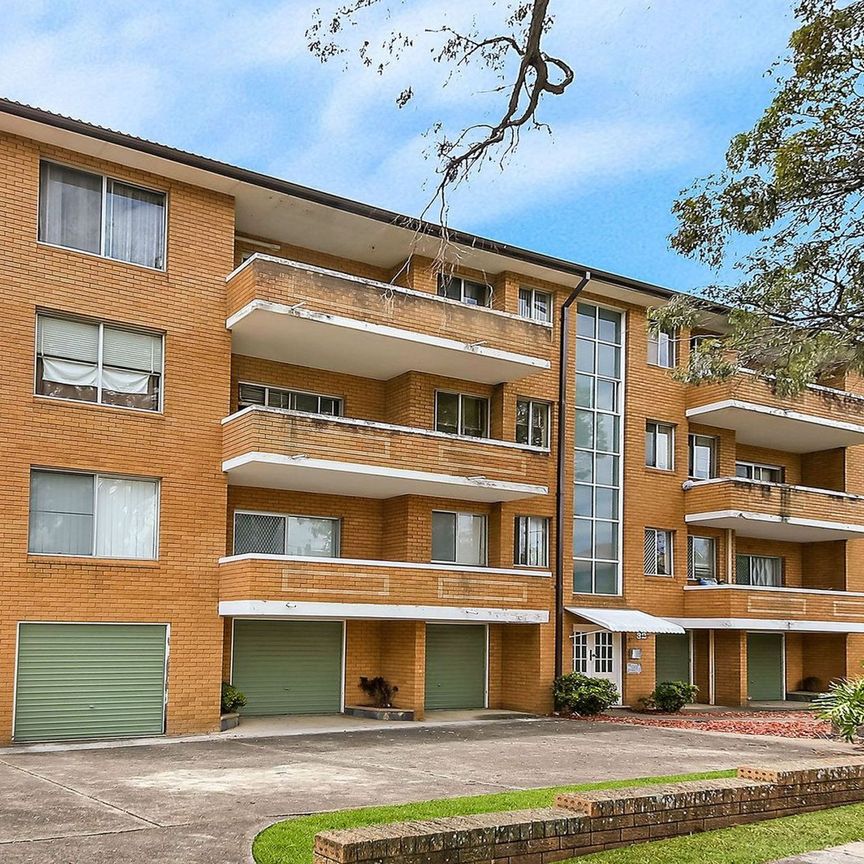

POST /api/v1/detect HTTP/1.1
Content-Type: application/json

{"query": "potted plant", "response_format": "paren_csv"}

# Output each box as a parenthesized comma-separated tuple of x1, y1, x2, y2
(359, 676, 399, 708)
(221, 682, 247, 731)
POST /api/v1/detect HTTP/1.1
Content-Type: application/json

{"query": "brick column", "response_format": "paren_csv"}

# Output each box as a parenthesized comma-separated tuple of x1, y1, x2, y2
(713, 630, 748, 706)
(847, 634, 864, 680)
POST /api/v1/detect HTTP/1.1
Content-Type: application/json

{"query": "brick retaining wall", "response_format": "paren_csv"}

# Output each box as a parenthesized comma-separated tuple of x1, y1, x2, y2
(313, 758, 864, 864)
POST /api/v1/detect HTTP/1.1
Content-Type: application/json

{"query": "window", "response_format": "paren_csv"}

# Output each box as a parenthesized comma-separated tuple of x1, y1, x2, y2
(574, 302, 623, 595)
(736, 461, 784, 484)
(644, 528, 674, 576)
(437, 274, 490, 307)
(39, 161, 166, 269)
(233, 511, 340, 557)
(688, 434, 717, 480)
(431, 511, 487, 565)
(238, 383, 342, 416)
(518, 287, 552, 322)
(28, 469, 158, 559)
(516, 399, 550, 447)
(645, 421, 675, 470)
(435, 391, 489, 438)
(736, 554, 782, 587)
(688, 536, 716, 581)
(35, 314, 163, 411)
(648, 327, 677, 368)
(514, 516, 549, 567)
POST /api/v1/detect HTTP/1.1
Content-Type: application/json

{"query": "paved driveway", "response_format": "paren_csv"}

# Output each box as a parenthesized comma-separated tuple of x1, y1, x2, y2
(0, 718, 856, 864)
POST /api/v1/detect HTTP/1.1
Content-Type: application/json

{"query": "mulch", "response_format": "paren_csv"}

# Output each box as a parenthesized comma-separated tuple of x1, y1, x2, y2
(566, 710, 834, 739)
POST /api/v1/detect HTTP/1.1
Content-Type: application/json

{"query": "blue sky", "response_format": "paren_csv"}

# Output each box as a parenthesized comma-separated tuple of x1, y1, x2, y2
(0, 0, 795, 291)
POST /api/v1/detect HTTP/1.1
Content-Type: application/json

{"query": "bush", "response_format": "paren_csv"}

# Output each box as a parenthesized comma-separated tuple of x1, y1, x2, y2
(553, 673, 618, 716)
(813, 676, 864, 742)
(221, 682, 247, 714)
(359, 676, 399, 708)
(641, 680, 699, 713)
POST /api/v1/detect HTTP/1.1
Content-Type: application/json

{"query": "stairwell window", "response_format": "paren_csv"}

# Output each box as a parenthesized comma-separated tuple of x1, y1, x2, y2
(644, 528, 674, 576)
(435, 391, 489, 438)
(518, 287, 552, 322)
(648, 327, 677, 368)
(36, 314, 163, 411)
(431, 511, 487, 566)
(437, 274, 491, 307)
(645, 421, 675, 470)
(514, 516, 549, 567)
(38, 161, 166, 269)
(516, 399, 550, 447)
(688, 536, 717, 581)
(233, 511, 340, 557)
(736, 554, 783, 587)
(28, 469, 159, 559)
(238, 383, 342, 416)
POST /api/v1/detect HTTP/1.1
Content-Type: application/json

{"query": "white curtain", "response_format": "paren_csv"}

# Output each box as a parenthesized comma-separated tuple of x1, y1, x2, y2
(106, 181, 165, 268)
(41, 357, 98, 387)
(101, 367, 151, 394)
(456, 514, 486, 565)
(28, 471, 94, 555)
(751, 557, 780, 586)
(95, 477, 158, 558)
(39, 162, 102, 254)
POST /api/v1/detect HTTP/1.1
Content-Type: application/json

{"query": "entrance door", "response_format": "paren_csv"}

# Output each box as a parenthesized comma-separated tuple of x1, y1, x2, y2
(747, 632, 785, 701)
(572, 630, 620, 688)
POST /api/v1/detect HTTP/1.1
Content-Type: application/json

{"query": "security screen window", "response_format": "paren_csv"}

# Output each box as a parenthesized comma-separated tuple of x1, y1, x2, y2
(233, 512, 340, 558)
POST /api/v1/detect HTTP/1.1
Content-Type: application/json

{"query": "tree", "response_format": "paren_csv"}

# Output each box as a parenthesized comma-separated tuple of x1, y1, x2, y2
(307, 1, 573, 224)
(654, 0, 864, 396)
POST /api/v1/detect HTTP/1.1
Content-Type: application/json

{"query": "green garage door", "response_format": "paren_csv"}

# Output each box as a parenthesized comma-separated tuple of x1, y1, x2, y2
(14, 623, 167, 743)
(425, 624, 487, 710)
(747, 633, 785, 701)
(231, 620, 343, 715)
(655, 634, 691, 684)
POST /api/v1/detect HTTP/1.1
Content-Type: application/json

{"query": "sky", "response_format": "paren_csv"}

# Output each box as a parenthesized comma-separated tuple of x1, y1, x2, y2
(0, 0, 796, 291)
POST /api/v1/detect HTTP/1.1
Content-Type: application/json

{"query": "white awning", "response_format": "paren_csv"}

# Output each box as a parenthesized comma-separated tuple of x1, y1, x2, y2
(566, 607, 685, 634)
(669, 617, 864, 634)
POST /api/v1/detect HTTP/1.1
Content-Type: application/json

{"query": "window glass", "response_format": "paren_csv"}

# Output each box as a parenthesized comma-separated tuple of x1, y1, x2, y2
(437, 275, 462, 301)
(234, 512, 286, 556)
(432, 511, 457, 561)
(648, 328, 677, 368)
(461, 396, 487, 437)
(286, 516, 339, 557)
(689, 435, 717, 480)
(644, 528, 674, 576)
(516, 400, 549, 447)
(688, 536, 716, 580)
(518, 287, 551, 322)
(29, 470, 94, 555)
(514, 516, 549, 567)
(292, 392, 320, 413)
(105, 180, 166, 269)
(736, 462, 783, 483)
(645, 421, 674, 469)
(432, 512, 485, 565)
(94, 476, 158, 558)
(462, 280, 488, 306)
(38, 162, 102, 254)
(736, 554, 782, 586)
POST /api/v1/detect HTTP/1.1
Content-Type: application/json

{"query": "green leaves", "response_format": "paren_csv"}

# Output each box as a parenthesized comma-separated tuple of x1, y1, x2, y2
(813, 673, 864, 742)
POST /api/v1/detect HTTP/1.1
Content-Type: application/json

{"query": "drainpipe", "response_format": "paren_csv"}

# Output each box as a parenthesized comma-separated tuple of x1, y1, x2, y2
(555, 271, 591, 680)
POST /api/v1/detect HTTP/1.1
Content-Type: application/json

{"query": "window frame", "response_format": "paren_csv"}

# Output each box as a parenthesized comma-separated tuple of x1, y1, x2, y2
(735, 460, 785, 484)
(645, 421, 675, 471)
(237, 381, 343, 417)
(437, 273, 491, 307)
(518, 286, 552, 323)
(34, 312, 165, 414)
(687, 535, 717, 581)
(37, 159, 168, 272)
(735, 553, 784, 587)
(431, 509, 488, 566)
(434, 390, 490, 438)
(28, 467, 160, 560)
(514, 515, 550, 567)
(515, 398, 551, 448)
(688, 433, 718, 480)
(648, 327, 677, 368)
(644, 527, 674, 577)
(232, 509, 342, 558)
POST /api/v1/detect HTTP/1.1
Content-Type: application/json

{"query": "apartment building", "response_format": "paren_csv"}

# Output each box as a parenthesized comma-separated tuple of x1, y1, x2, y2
(1, 99, 864, 745)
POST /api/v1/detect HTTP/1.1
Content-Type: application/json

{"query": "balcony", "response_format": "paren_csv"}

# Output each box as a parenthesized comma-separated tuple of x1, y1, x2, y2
(225, 255, 552, 384)
(681, 584, 864, 631)
(685, 372, 864, 452)
(222, 406, 549, 502)
(684, 477, 864, 542)
(218, 554, 551, 623)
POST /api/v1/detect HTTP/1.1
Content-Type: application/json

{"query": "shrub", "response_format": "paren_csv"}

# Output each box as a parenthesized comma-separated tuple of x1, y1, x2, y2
(813, 676, 864, 742)
(221, 682, 247, 714)
(359, 676, 399, 708)
(641, 681, 699, 713)
(553, 673, 618, 716)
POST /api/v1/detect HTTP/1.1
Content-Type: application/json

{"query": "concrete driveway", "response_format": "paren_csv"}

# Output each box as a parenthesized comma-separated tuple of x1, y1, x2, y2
(0, 717, 857, 864)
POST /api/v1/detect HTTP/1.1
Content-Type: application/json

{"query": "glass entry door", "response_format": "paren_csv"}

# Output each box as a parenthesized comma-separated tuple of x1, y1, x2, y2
(572, 630, 621, 689)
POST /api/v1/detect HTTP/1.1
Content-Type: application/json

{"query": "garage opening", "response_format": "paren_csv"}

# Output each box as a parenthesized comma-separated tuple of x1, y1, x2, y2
(14, 622, 168, 743)
(655, 633, 691, 684)
(425, 623, 487, 710)
(747, 632, 785, 701)
(231, 619, 344, 715)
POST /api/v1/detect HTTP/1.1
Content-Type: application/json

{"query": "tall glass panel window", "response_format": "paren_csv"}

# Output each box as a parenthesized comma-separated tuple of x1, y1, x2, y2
(573, 302, 623, 595)
(688, 434, 717, 480)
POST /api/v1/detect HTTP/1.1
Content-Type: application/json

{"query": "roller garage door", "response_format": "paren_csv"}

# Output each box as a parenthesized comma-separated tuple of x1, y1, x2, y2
(424, 624, 487, 710)
(747, 632, 785, 701)
(14, 623, 168, 743)
(655, 633, 691, 684)
(231, 620, 344, 715)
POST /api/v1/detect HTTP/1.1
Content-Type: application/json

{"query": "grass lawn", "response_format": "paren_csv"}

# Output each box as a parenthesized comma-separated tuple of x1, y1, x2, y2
(252, 773, 864, 864)
(252, 770, 734, 864)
